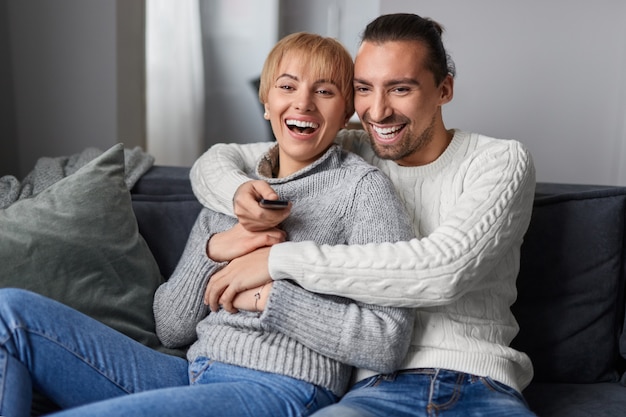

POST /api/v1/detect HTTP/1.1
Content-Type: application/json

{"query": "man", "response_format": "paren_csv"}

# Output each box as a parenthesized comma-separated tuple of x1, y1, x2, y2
(191, 13, 537, 417)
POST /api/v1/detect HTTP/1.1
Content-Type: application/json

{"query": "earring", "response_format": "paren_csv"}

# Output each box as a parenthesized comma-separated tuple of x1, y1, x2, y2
(264, 112, 269, 119)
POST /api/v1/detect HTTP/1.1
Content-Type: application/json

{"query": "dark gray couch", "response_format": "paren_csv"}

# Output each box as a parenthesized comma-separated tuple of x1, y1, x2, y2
(511, 183, 626, 416)
(130, 166, 626, 417)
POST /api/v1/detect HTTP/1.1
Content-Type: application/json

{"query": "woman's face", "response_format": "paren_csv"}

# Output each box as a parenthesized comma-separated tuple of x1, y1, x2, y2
(264, 52, 348, 177)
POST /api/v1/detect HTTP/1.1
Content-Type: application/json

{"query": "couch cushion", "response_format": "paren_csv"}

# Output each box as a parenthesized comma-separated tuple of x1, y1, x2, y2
(0, 144, 183, 357)
(512, 184, 626, 383)
(130, 166, 202, 279)
(132, 197, 202, 279)
(131, 165, 195, 196)
(523, 381, 626, 417)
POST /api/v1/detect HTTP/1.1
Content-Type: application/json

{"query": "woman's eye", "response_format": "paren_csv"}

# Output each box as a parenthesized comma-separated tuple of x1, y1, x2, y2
(316, 89, 334, 96)
(276, 84, 294, 91)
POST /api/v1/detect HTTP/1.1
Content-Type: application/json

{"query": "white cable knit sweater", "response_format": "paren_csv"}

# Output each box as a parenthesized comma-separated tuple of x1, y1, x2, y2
(190, 129, 536, 392)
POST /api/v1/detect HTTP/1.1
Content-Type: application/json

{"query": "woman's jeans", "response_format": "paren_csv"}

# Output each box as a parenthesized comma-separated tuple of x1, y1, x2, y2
(310, 369, 537, 417)
(0, 289, 336, 417)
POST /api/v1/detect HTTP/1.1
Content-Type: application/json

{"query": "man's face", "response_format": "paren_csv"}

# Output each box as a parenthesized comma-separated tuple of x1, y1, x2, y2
(353, 40, 452, 166)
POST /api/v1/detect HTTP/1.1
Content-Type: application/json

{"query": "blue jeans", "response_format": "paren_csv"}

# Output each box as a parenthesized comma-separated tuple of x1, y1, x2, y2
(0, 289, 336, 417)
(310, 369, 537, 417)
(51, 358, 336, 417)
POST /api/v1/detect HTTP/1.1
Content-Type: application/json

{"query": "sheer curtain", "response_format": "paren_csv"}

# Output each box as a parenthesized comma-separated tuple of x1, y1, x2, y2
(145, 0, 204, 166)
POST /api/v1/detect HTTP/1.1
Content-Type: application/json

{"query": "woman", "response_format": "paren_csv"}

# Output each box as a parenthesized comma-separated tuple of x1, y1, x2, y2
(0, 32, 414, 417)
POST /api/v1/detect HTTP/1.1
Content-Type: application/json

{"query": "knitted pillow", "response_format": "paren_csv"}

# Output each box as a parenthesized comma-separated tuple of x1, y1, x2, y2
(0, 144, 182, 356)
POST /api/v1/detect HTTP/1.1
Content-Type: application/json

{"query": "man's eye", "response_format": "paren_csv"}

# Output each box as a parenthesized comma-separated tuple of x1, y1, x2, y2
(392, 87, 410, 94)
(354, 86, 370, 93)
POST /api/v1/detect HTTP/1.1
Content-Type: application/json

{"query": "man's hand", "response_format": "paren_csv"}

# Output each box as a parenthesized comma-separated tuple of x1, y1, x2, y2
(204, 247, 272, 312)
(234, 180, 291, 231)
(207, 223, 286, 262)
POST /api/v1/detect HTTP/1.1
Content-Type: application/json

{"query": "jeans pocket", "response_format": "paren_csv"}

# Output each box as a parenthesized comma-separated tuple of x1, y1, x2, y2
(188, 357, 213, 384)
(480, 377, 528, 405)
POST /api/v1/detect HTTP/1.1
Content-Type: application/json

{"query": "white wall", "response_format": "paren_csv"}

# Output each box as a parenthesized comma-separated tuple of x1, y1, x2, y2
(206, 0, 626, 185)
(5, 1, 626, 186)
(381, 0, 626, 186)
(279, 0, 379, 58)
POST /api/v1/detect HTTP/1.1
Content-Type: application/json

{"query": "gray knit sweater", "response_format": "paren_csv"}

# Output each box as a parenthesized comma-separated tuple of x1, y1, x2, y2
(153, 144, 415, 396)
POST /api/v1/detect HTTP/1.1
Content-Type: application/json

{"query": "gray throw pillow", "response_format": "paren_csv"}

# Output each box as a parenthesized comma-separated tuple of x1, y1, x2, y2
(0, 143, 182, 356)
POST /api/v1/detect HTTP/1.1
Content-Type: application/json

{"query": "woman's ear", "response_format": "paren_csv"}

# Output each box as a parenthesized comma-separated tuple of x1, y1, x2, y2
(263, 104, 270, 120)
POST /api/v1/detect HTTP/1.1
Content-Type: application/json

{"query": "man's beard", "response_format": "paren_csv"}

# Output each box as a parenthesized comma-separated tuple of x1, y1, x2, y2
(366, 114, 436, 162)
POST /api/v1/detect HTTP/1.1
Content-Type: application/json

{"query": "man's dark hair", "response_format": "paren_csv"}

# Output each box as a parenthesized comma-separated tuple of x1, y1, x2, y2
(361, 13, 456, 85)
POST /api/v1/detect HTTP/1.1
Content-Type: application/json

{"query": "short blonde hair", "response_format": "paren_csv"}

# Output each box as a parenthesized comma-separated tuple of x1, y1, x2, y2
(259, 32, 354, 118)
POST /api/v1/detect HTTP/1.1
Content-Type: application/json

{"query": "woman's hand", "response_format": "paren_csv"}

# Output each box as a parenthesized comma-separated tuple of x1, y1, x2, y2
(230, 282, 273, 313)
(234, 180, 291, 231)
(207, 223, 286, 262)
(204, 247, 272, 312)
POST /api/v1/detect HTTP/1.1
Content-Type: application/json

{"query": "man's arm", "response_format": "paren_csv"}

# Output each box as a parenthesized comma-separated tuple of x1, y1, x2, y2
(190, 141, 273, 214)
(189, 131, 371, 214)
(269, 141, 536, 308)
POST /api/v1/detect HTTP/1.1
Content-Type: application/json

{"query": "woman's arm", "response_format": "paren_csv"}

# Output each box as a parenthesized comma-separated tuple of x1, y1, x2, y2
(261, 280, 414, 374)
(206, 250, 414, 373)
(257, 166, 416, 373)
(207, 222, 286, 262)
(153, 208, 233, 348)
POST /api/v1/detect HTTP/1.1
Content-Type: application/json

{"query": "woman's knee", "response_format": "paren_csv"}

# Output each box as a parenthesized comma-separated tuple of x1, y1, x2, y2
(0, 289, 59, 339)
(0, 288, 37, 317)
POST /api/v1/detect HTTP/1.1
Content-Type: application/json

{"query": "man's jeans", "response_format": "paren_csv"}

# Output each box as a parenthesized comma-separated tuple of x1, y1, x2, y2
(0, 289, 336, 417)
(310, 369, 538, 417)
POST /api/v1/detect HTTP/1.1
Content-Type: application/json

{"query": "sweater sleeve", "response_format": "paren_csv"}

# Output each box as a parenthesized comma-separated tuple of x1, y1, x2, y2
(261, 167, 417, 373)
(343, 169, 415, 243)
(262, 281, 414, 373)
(153, 208, 231, 348)
(269, 141, 536, 308)
(190, 142, 273, 213)
(188, 131, 369, 213)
